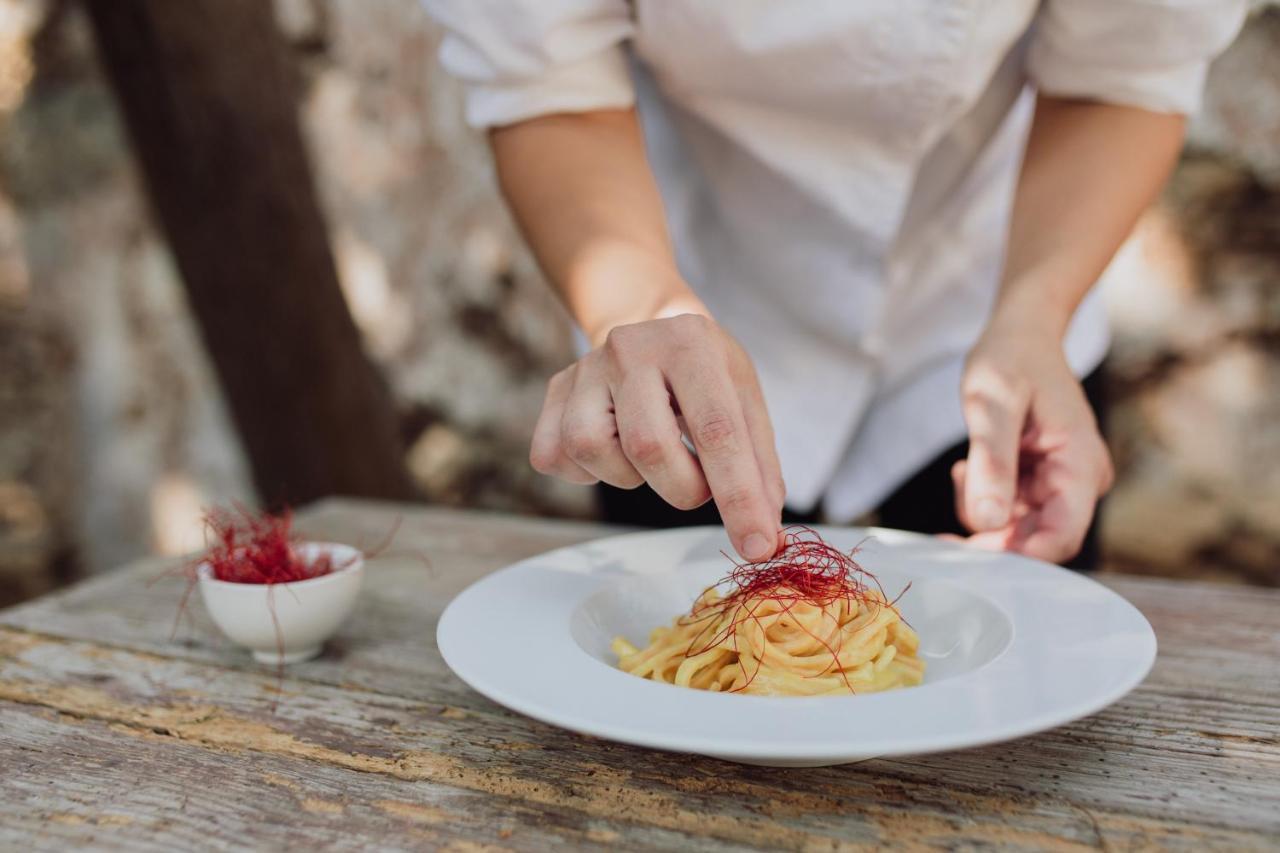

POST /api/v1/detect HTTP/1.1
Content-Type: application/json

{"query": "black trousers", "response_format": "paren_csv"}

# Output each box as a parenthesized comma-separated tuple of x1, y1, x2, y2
(599, 368, 1105, 570)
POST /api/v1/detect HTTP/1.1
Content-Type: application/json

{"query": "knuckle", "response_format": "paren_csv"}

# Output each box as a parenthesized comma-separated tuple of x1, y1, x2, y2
(562, 423, 606, 463)
(529, 442, 558, 474)
(962, 368, 1027, 407)
(620, 430, 666, 468)
(717, 484, 758, 514)
(961, 386, 1003, 415)
(692, 411, 738, 452)
(603, 325, 634, 359)
(960, 384, 985, 407)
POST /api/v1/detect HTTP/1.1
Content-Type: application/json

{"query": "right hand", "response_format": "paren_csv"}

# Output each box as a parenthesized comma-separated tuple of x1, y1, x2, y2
(530, 313, 784, 562)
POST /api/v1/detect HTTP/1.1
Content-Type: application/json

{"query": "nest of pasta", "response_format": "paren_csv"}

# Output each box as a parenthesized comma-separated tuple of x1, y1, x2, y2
(613, 526, 924, 696)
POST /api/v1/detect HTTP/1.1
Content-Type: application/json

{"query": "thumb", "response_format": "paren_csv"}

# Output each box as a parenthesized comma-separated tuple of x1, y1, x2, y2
(961, 385, 1025, 532)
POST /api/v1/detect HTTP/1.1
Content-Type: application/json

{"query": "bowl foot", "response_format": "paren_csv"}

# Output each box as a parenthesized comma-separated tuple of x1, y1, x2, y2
(253, 646, 321, 665)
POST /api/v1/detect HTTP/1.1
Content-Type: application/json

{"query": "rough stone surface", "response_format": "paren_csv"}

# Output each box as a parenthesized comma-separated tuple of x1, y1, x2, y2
(1188, 6, 1280, 187)
(0, 0, 1276, 597)
(1101, 136, 1280, 584)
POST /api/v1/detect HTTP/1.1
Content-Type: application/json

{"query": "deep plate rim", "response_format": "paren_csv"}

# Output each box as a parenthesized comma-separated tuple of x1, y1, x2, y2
(437, 525, 1157, 763)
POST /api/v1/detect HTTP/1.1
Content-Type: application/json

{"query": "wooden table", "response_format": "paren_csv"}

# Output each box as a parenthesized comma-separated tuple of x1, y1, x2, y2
(1, 499, 1276, 851)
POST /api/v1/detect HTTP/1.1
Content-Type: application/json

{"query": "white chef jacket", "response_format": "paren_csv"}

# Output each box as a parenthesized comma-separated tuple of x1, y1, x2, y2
(421, 1, 1245, 519)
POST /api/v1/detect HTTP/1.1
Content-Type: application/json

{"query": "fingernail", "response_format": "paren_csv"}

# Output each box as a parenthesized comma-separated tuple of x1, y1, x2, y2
(974, 498, 1006, 530)
(743, 533, 771, 561)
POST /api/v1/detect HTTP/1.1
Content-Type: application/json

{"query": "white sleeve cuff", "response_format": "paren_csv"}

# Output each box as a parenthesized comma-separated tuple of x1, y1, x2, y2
(1027, 0, 1247, 115)
(458, 47, 636, 129)
(422, 0, 637, 129)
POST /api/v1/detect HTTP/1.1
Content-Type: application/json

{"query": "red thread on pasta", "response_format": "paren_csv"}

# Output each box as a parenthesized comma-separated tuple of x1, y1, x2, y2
(680, 525, 908, 693)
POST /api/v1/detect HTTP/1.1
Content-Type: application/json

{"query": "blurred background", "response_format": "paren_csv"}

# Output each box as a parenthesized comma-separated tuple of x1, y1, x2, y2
(0, 0, 1276, 606)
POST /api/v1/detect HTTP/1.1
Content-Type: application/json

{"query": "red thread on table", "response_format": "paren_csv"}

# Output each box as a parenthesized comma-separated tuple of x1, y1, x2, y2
(679, 525, 908, 693)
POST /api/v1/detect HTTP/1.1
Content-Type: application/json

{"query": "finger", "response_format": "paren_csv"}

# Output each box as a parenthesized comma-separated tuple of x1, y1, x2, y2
(1088, 431, 1117, 494)
(670, 360, 777, 562)
(961, 377, 1027, 532)
(1017, 462, 1098, 564)
(953, 528, 1018, 552)
(529, 369, 598, 485)
(738, 370, 786, 515)
(956, 459, 1036, 529)
(560, 365, 644, 489)
(612, 369, 711, 511)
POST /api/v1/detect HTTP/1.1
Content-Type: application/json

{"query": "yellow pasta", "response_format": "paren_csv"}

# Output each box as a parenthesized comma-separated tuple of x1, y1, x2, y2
(612, 528, 924, 696)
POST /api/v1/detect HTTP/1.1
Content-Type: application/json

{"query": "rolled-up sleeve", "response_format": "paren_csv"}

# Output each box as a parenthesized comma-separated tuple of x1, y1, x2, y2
(1027, 0, 1247, 114)
(420, 0, 636, 129)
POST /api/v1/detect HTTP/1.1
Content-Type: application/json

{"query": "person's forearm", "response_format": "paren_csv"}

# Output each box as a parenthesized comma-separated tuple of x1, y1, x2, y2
(489, 109, 703, 345)
(499, 113, 782, 558)
(992, 95, 1186, 339)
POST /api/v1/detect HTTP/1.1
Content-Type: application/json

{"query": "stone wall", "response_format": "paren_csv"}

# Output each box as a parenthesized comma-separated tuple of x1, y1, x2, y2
(0, 0, 1276, 602)
(1099, 7, 1280, 585)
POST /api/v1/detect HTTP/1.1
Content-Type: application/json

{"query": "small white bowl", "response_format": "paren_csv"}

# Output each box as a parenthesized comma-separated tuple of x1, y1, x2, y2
(197, 542, 364, 664)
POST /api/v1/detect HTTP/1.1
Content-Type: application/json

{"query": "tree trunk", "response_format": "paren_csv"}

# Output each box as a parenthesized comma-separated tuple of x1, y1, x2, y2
(84, 0, 417, 507)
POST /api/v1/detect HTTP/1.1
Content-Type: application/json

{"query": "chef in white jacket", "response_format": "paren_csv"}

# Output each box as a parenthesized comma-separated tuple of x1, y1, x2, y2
(421, 1, 1245, 566)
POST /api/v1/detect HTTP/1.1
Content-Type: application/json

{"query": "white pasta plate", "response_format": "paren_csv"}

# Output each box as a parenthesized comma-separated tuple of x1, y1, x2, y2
(437, 525, 1156, 767)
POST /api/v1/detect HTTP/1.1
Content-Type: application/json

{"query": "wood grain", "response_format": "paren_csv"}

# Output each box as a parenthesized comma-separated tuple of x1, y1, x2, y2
(0, 625, 1276, 850)
(1, 701, 733, 852)
(1, 498, 1277, 850)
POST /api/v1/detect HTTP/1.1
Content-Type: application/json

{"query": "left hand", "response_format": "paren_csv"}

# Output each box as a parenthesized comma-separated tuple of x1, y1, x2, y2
(952, 321, 1114, 563)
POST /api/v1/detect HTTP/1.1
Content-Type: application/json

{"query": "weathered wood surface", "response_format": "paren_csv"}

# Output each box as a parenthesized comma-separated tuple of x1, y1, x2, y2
(1, 498, 1277, 851)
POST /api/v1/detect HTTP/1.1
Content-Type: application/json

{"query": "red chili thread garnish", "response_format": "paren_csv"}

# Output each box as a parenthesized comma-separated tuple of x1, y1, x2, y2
(156, 505, 362, 711)
(679, 525, 909, 693)
(200, 505, 346, 585)
(156, 505, 427, 713)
